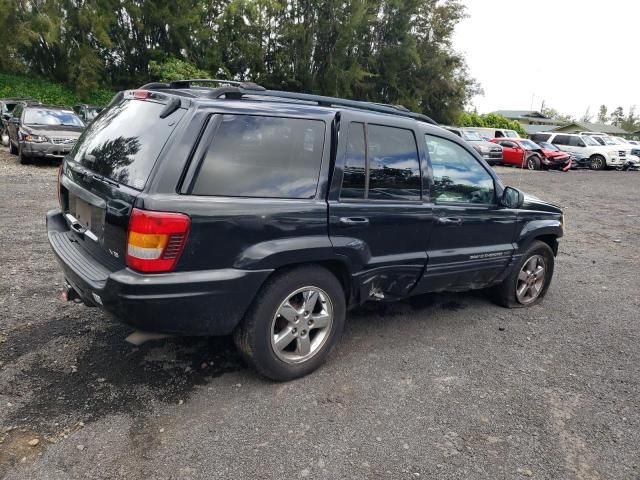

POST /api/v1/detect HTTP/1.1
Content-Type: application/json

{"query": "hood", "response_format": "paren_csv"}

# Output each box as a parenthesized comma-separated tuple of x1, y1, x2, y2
(542, 149, 570, 160)
(23, 124, 84, 138)
(469, 140, 502, 151)
(522, 193, 562, 214)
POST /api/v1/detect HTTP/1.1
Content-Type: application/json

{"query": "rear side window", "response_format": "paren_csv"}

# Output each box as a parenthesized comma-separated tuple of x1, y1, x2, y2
(71, 99, 186, 189)
(367, 125, 420, 201)
(192, 115, 325, 198)
(341, 123, 366, 199)
(339, 122, 421, 201)
(552, 135, 570, 145)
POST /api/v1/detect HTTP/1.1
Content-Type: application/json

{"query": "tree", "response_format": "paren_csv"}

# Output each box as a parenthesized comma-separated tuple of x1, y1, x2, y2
(580, 107, 592, 123)
(541, 106, 573, 123)
(0, 0, 478, 120)
(621, 106, 639, 133)
(458, 112, 527, 137)
(610, 106, 624, 127)
(597, 105, 608, 124)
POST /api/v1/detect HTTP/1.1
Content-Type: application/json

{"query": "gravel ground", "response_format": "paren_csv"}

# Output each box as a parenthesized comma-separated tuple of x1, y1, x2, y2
(0, 147, 639, 479)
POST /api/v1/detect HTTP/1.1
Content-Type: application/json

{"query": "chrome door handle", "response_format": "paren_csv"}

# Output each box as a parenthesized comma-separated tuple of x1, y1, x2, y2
(436, 217, 462, 226)
(339, 217, 370, 226)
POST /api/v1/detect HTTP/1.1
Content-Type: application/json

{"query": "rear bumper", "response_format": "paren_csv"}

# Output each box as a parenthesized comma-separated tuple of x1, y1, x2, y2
(47, 209, 272, 335)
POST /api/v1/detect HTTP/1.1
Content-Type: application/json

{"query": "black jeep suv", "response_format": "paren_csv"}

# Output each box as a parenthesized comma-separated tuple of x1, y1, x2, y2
(47, 80, 563, 380)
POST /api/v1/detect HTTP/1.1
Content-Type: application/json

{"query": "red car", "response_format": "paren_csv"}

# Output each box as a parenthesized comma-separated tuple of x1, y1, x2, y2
(491, 138, 572, 171)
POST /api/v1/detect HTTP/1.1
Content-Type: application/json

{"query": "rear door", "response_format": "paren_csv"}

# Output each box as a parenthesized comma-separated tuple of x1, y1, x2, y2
(60, 94, 187, 267)
(328, 113, 433, 299)
(414, 134, 517, 293)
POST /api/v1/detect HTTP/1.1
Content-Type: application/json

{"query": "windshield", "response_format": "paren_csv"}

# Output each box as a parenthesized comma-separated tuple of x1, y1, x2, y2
(600, 136, 618, 145)
(462, 131, 483, 141)
(24, 108, 84, 127)
(539, 142, 559, 151)
(581, 135, 599, 146)
(520, 140, 540, 150)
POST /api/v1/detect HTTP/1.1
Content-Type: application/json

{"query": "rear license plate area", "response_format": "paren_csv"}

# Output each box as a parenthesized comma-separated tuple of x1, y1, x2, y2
(68, 196, 105, 238)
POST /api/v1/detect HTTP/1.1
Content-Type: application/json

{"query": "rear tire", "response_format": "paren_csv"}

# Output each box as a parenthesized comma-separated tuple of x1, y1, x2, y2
(491, 240, 555, 308)
(234, 265, 346, 381)
(590, 154, 606, 170)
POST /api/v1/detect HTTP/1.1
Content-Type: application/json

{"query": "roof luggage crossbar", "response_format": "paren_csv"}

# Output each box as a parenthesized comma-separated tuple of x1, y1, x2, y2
(140, 79, 437, 125)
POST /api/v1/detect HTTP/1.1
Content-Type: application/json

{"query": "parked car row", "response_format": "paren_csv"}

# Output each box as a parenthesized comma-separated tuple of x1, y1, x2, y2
(0, 97, 103, 164)
(530, 132, 640, 170)
(445, 124, 638, 171)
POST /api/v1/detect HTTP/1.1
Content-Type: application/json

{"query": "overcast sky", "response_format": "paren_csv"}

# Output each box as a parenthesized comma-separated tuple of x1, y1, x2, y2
(453, 0, 639, 119)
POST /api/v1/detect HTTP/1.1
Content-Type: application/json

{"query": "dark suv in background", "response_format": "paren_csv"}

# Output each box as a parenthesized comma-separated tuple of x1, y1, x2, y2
(7, 104, 85, 164)
(47, 80, 564, 380)
(1, 97, 39, 146)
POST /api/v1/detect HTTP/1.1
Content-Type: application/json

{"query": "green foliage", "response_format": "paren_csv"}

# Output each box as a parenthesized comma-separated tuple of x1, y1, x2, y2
(458, 111, 527, 136)
(149, 58, 211, 82)
(0, 72, 113, 107)
(0, 0, 477, 123)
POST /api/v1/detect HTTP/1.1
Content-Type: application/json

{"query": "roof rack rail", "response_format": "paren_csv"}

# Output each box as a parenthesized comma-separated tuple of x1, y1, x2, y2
(141, 79, 436, 125)
(235, 90, 437, 125)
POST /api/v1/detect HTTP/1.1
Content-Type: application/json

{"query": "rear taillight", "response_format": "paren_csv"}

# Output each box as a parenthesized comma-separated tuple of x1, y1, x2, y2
(126, 208, 190, 273)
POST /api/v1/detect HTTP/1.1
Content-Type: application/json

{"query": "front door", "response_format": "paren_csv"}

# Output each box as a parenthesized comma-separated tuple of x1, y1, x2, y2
(7, 104, 22, 145)
(328, 116, 433, 300)
(414, 134, 518, 294)
(497, 140, 524, 167)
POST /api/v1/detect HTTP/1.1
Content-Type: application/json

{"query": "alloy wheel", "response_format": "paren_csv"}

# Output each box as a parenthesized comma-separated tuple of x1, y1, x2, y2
(591, 156, 604, 170)
(516, 255, 546, 305)
(270, 286, 333, 364)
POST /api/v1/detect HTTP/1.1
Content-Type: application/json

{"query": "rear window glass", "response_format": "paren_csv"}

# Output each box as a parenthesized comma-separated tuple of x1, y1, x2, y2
(192, 115, 325, 198)
(70, 99, 185, 189)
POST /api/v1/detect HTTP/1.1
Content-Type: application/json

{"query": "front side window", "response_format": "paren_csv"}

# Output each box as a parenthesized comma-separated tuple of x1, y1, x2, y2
(425, 135, 495, 204)
(569, 136, 587, 147)
(23, 108, 84, 127)
(192, 115, 325, 198)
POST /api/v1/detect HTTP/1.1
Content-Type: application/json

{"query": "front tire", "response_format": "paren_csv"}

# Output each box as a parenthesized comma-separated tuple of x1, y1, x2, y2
(526, 154, 542, 170)
(590, 154, 606, 170)
(234, 265, 346, 381)
(491, 240, 555, 308)
(18, 143, 31, 164)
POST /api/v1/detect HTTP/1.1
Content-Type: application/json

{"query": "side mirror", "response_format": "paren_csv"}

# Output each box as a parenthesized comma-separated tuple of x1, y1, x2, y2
(501, 186, 525, 209)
